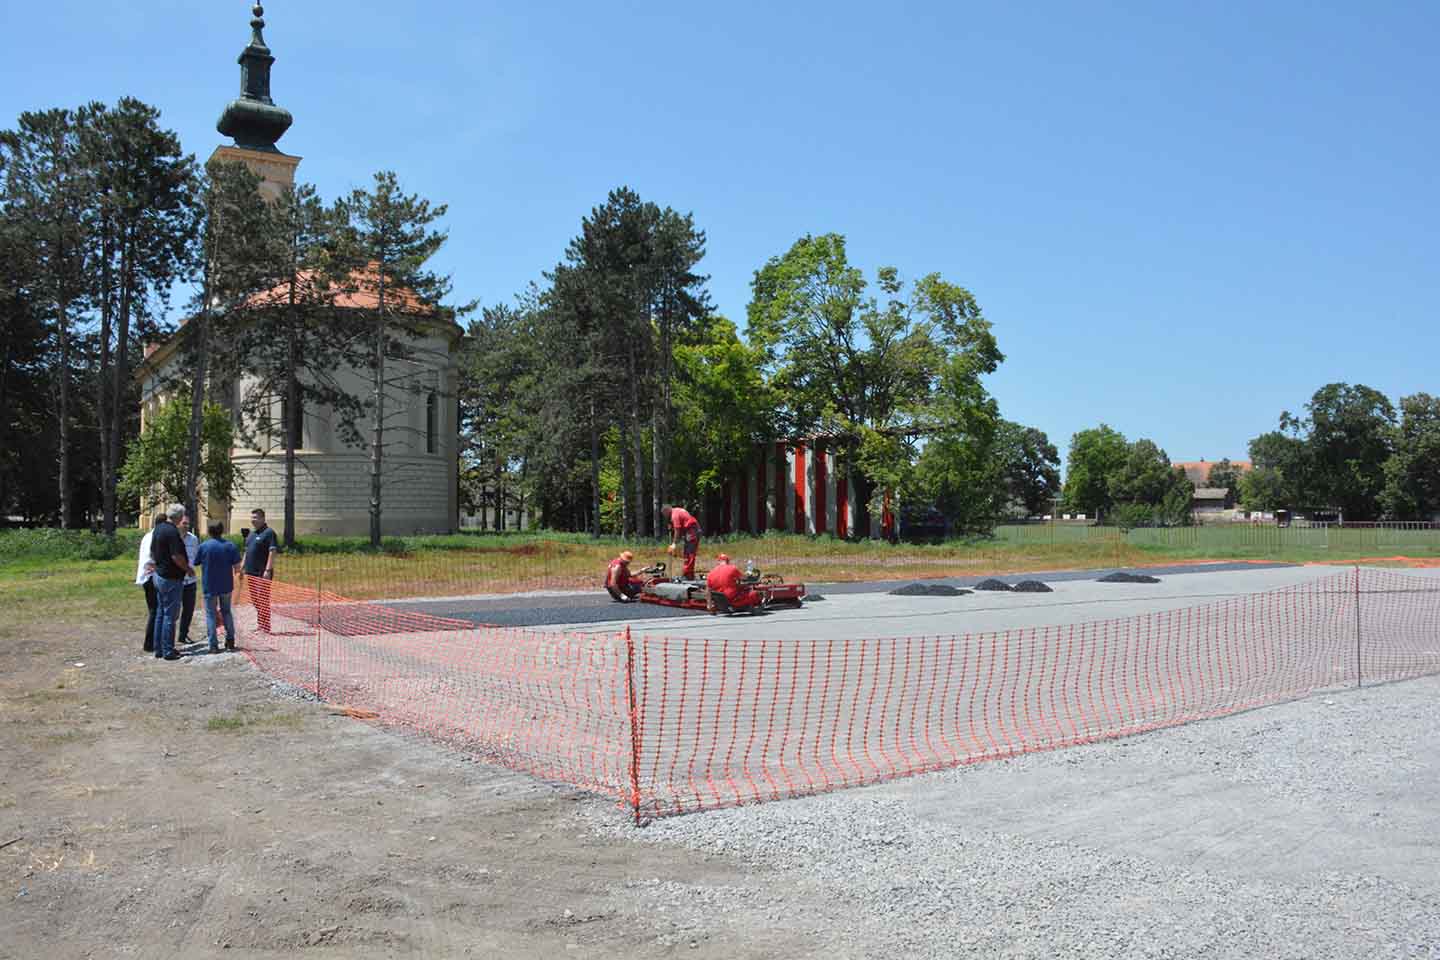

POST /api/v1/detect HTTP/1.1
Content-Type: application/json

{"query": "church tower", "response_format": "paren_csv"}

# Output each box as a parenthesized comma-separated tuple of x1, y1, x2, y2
(138, 5, 461, 539)
(212, 3, 301, 202)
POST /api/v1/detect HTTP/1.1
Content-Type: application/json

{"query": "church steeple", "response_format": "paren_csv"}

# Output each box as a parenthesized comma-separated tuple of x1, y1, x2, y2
(216, 4, 294, 153)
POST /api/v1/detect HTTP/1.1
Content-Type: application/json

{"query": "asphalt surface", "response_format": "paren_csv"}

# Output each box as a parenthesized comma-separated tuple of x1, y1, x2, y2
(381, 561, 1300, 629)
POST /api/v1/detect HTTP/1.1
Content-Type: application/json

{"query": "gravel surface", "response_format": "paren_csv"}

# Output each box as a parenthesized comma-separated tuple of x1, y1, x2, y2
(585, 673, 1440, 959)
(813, 561, 1297, 596)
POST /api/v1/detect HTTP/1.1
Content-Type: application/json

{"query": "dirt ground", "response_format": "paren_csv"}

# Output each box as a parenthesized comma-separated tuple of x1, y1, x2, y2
(0, 618, 811, 960)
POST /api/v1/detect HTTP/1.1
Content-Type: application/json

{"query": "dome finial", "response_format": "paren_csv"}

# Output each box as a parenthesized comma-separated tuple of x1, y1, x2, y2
(218, 1, 293, 152)
(250, 4, 268, 49)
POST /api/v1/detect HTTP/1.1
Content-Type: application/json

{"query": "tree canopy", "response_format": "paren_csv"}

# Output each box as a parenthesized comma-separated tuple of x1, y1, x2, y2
(1240, 382, 1412, 520)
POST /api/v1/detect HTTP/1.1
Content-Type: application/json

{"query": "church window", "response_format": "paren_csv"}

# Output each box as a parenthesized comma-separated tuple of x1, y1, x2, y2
(426, 392, 438, 455)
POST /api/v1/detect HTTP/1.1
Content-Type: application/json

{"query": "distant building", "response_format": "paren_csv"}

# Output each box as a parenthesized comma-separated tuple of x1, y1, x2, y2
(705, 439, 894, 539)
(1173, 459, 1252, 487)
(1191, 487, 1231, 518)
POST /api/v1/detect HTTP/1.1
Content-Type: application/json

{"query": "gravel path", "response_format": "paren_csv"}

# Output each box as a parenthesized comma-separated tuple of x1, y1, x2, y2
(586, 672, 1440, 959)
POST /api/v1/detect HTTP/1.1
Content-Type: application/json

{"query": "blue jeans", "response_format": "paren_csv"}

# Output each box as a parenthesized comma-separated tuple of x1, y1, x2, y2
(203, 593, 235, 652)
(152, 575, 183, 658)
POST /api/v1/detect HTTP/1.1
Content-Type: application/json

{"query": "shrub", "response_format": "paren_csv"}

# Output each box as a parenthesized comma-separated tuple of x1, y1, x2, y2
(0, 528, 142, 564)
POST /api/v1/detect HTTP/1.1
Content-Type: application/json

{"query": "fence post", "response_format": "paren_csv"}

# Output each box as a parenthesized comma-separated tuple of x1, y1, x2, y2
(1354, 565, 1362, 689)
(624, 625, 642, 826)
(315, 573, 323, 698)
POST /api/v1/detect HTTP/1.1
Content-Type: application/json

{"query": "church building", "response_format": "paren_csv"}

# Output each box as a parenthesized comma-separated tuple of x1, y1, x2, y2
(136, 5, 461, 537)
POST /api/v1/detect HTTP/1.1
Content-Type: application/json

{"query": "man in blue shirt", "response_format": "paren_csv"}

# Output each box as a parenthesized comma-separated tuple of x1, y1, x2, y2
(196, 522, 243, 653)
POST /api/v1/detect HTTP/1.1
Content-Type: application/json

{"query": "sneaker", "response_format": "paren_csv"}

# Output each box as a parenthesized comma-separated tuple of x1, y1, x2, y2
(163, 651, 182, 661)
(225, 641, 235, 651)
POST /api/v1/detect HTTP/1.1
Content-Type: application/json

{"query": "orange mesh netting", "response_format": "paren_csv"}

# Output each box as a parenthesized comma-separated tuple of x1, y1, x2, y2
(235, 569, 1440, 820)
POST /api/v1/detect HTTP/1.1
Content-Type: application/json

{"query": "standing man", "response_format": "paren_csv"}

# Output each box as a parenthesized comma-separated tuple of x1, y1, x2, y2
(135, 513, 165, 653)
(177, 514, 201, 647)
(660, 504, 702, 580)
(196, 522, 243, 652)
(243, 508, 278, 634)
(150, 504, 194, 661)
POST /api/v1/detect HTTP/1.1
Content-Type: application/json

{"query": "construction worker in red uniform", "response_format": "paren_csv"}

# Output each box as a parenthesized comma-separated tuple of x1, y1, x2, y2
(705, 554, 762, 613)
(605, 550, 643, 602)
(661, 504, 702, 579)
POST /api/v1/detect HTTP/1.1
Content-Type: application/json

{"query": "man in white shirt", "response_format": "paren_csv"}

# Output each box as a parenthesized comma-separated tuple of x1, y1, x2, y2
(135, 514, 164, 653)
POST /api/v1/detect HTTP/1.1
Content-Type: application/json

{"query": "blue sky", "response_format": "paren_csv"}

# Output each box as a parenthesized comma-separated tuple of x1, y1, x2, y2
(5, 1, 1436, 469)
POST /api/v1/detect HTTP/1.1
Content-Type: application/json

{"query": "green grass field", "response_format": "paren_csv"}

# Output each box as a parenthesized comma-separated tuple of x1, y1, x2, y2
(2, 524, 1437, 622)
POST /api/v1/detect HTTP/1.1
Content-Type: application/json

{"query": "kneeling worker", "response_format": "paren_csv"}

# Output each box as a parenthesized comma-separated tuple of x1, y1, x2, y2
(606, 550, 643, 602)
(705, 553, 762, 613)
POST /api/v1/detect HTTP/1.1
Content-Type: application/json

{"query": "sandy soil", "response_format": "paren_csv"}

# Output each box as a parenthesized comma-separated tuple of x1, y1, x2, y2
(0, 620, 810, 960)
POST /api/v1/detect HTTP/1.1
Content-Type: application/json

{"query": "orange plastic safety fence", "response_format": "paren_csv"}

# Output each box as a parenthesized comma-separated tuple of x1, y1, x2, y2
(235, 576, 635, 802)
(236, 569, 1440, 819)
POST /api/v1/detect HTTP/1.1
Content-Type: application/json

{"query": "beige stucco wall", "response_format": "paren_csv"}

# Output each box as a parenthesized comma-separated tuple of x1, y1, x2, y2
(137, 326, 460, 538)
(230, 452, 454, 537)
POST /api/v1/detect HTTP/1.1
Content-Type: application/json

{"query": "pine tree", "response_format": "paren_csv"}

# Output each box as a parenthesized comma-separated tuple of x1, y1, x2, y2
(1, 109, 91, 527)
(81, 98, 199, 533)
(334, 171, 459, 546)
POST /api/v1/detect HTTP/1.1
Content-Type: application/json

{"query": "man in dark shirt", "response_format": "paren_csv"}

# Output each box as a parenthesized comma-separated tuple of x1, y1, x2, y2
(149, 504, 194, 661)
(243, 508, 279, 633)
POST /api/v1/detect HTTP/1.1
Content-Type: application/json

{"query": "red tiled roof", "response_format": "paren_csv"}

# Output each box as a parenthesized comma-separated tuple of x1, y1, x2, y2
(241, 264, 430, 313)
(1174, 460, 1253, 485)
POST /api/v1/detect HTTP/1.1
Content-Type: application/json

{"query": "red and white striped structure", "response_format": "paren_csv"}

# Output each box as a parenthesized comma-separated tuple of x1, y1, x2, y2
(704, 439, 895, 539)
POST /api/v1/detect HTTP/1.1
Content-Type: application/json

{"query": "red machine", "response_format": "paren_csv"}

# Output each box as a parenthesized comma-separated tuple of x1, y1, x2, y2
(632, 562, 806, 614)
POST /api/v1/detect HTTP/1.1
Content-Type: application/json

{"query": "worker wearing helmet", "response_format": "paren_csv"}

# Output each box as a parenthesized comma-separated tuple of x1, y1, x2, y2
(605, 550, 643, 602)
(705, 553, 761, 613)
(660, 504, 702, 579)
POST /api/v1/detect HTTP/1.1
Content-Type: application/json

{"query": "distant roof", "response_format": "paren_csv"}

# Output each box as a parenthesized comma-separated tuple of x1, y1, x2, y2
(1174, 460, 1253, 485)
(241, 266, 432, 314)
(136, 264, 459, 383)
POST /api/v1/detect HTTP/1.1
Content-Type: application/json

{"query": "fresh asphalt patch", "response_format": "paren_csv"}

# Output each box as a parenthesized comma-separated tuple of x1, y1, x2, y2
(382, 593, 710, 629)
(378, 561, 1297, 630)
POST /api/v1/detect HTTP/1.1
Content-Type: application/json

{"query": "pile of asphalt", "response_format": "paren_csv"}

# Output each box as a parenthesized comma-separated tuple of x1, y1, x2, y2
(1011, 580, 1054, 593)
(972, 578, 1014, 592)
(887, 584, 971, 597)
(1097, 571, 1162, 584)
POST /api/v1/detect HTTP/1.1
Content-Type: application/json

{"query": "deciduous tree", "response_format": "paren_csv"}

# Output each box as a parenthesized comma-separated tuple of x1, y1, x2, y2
(1380, 393, 1440, 520)
(1061, 424, 1128, 517)
(994, 421, 1061, 517)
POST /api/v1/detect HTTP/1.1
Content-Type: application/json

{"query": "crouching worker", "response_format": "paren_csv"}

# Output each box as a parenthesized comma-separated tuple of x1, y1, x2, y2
(661, 504, 702, 579)
(705, 553, 762, 614)
(606, 550, 643, 602)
